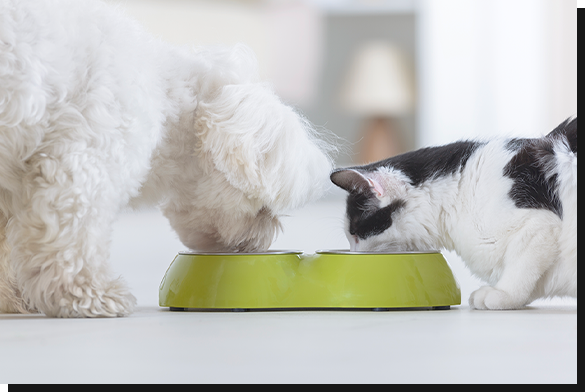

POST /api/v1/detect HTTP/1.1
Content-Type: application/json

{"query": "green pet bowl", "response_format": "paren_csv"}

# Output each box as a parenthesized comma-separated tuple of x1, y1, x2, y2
(159, 250, 460, 311)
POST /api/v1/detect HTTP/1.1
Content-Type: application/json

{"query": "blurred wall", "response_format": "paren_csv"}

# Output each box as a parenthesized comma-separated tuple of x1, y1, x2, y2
(417, 0, 577, 146)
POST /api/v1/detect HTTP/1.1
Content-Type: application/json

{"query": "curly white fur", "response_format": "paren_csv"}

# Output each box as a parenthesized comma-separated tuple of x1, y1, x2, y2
(0, 0, 333, 317)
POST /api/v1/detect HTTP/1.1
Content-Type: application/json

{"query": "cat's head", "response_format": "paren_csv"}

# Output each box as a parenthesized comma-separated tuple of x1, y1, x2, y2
(330, 167, 426, 252)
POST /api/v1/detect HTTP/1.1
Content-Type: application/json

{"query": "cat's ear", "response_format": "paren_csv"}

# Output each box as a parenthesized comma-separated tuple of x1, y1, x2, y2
(330, 169, 385, 198)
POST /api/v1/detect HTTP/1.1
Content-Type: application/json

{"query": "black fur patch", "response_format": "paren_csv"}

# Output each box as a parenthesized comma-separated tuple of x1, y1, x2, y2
(503, 118, 577, 219)
(548, 117, 577, 154)
(347, 195, 405, 240)
(360, 140, 483, 186)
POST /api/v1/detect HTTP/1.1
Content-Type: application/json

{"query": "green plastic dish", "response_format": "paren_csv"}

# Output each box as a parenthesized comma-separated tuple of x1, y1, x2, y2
(159, 250, 460, 311)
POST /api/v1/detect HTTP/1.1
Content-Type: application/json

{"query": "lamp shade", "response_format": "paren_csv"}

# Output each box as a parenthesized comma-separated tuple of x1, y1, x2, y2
(340, 41, 414, 117)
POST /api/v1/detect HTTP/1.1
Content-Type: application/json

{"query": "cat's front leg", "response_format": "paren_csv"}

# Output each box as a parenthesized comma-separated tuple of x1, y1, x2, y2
(469, 219, 559, 310)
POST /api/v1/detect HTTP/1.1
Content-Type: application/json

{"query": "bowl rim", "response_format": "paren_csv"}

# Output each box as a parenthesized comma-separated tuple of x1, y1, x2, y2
(178, 250, 304, 256)
(315, 249, 441, 255)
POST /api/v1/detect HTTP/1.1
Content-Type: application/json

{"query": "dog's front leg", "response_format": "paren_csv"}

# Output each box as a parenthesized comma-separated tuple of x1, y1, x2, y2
(0, 210, 32, 313)
(9, 153, 136, 317)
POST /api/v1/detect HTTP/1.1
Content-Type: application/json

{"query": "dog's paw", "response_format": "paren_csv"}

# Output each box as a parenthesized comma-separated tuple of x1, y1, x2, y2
(0, 293, 38, 314)
(469, 286, 524, 310)
(48, 278, 136, 318)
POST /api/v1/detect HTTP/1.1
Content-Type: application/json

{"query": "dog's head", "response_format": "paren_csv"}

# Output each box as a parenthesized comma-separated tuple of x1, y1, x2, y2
(159, 45, 335, 252)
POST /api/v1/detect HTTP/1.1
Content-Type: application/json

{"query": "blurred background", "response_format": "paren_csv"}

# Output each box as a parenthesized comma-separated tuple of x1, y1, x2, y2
(103, 0, 577, 307)
(107, 0, 576, 166)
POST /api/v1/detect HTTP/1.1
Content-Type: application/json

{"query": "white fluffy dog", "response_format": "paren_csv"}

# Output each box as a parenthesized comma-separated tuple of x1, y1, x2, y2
(0, 0, 333, 317)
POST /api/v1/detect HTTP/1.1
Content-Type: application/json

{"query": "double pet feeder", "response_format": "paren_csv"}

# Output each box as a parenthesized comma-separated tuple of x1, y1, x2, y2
(159, 250, 461, 311)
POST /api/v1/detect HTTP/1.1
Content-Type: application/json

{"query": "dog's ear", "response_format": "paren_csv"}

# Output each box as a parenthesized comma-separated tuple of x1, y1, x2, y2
(193, 48, 333, 213)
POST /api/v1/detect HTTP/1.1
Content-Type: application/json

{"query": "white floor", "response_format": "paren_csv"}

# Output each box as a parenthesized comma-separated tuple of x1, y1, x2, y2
(0, 191, 577, 384)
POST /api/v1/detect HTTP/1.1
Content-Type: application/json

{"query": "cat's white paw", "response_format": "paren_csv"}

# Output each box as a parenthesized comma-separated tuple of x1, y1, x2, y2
(469, 286, 525, 310)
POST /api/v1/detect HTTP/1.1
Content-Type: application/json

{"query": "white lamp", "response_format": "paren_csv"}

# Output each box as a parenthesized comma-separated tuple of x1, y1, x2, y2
(340, 41, 415, 163)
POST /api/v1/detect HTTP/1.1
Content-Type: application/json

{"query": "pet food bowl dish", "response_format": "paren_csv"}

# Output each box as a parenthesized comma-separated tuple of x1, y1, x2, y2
(159, 250, 460, 311)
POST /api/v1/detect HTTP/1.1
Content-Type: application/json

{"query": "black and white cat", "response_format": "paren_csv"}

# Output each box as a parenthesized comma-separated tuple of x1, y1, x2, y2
(331, 118, 577, 310)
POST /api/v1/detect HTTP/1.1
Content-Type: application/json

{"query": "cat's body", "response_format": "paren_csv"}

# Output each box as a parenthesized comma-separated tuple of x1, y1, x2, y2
(331, 118, 577, 309)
